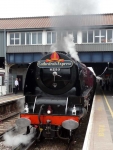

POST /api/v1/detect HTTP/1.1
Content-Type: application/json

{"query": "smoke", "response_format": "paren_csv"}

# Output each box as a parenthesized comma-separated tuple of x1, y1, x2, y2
(16, 98, 25, 112)
(48, 0, 98, 15)
(50, 34, 80, 61)
(3, 131, 34, 147)
(63, 34, 80, 61)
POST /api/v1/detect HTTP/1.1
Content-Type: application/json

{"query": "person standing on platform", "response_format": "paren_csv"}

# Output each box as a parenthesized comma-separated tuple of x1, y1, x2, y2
(101, 79, 105, 90)
(106, 78, 109, 91)
(15, 78, 19, 94)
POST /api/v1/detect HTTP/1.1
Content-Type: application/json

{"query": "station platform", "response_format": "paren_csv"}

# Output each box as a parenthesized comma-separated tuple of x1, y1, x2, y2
(0, 93, 24, 104)
(83, 86, 113, 150)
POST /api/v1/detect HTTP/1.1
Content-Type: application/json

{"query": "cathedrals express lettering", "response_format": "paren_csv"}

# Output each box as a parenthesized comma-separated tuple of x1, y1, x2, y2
(37, 60, 73, 68)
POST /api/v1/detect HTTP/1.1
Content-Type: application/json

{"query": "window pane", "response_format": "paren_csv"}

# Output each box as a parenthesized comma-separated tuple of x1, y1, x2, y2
(47, 32, 51, 44)
(38, 32, 42, 44)
(88, 31, 93, 43)
(10, 33, 14, 44)
(82, 31, 87, 43)
(95, 30, 99, 43)
(10, 33, 14, 38)
(52, 32, 56, 43)
(101, 30, 106, 43)
(107, 30, 112, 42)
(15, 39, 19, 44)
(15, 33, 19, 38)
(73, 31, 77, 43)
(10, 39, 14, 44)
(26, 32, 31, 44)
(21, 32, 25, 44)
(32, 32, 37, 44)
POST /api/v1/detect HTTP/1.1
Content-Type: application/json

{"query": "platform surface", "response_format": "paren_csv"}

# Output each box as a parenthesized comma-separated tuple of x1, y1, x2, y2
(0, 93, 24, 104)
(83, 86, 113, 150)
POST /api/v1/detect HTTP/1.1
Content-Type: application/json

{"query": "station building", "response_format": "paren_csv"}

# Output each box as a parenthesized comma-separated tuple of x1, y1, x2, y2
(0, 13, 113, 95)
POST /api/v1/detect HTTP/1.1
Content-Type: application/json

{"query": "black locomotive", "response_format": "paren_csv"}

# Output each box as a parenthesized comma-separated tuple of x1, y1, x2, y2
(16, 51, 96, 142)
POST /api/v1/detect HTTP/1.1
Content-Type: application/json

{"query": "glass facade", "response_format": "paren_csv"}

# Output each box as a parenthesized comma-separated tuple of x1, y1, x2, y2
(82, 29, 113, 43)
(9, 29, 113, 45)
(47, 32, 56, 44)
(9, 32, 42, 45)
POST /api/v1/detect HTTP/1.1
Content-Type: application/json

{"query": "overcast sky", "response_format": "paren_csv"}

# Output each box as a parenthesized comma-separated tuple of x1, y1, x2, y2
(0, 0, 113, 18)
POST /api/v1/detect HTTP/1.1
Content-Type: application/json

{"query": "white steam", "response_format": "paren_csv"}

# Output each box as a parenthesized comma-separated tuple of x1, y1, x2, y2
(48, 0, 98, 15)
(63, 34, 80, 61)
(3, 131, 34, 147)
(50, 34, 80, 62)
(17, 98, 25, 112)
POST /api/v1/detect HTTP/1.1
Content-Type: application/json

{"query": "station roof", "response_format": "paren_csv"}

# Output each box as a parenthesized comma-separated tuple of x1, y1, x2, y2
(0, 13, 113, 30)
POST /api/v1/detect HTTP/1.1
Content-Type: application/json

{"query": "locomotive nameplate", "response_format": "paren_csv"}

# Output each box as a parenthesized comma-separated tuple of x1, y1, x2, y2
(37, 60, 73, 68)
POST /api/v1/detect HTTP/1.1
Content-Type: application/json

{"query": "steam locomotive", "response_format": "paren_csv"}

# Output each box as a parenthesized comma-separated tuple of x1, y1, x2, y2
(16, 51, 96, 142)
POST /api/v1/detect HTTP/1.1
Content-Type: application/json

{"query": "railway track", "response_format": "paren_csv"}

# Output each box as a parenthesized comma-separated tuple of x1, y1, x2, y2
(0, 114, 20, 137)
(0, 94, 25, 150)
(0, 95, 23, 137)
(0, 113, 20, 150)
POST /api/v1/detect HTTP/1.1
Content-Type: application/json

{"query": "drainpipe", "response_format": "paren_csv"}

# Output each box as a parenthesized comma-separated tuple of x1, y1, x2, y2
(4, 29, 9, 95)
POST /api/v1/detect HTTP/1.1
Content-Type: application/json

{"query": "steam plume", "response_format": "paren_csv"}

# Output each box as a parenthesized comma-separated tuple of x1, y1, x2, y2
(63, 34, 80, 61)
(50, 34, 80, 62)
(48, 0, 98, 15)
(3, 131, 34, 147)
(17, 98, 25, 112)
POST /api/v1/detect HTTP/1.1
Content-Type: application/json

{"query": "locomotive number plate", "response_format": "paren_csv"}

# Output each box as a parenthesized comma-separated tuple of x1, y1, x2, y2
(50, 68, 60, 71)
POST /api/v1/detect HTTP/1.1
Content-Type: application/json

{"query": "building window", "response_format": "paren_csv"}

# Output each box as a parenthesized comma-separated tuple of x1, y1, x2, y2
(107, 30, 113, 42)
(26, 32, 31, 45)
(38, 32, 42, 44)
(82, 31, 87, 43)
(88, 31, 93, 43)
(94, 30, 106, 43)
(94, 30, 100, 43)
(32, 32, 37, 44)
(10, 33, 20, 45)
(47, 32, 51, 44)
(101, 30, 106, 43)
(32, 32, 42, 44)
(9, 32, 42, 45)
(47, 32, 56, 44)
(81, 29, 113, 44)
(63, 31, 77, 43)
(73, 31, 77, 43)
(21, 32, 25, 45)
(52, 32, 56, 43)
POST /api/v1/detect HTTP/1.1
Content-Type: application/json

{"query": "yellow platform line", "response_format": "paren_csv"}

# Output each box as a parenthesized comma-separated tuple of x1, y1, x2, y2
(103, 92, 113, 118)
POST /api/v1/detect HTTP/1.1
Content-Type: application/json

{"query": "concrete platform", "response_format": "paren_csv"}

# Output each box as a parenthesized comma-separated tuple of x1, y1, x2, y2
(83, 87, 113, 150)
(0, 93, 24, 104)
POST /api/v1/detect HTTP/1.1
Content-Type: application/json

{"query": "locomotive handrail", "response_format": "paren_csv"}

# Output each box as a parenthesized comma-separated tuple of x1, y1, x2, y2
(65, 97, 68, 114)
(33, 96, 37, 113)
